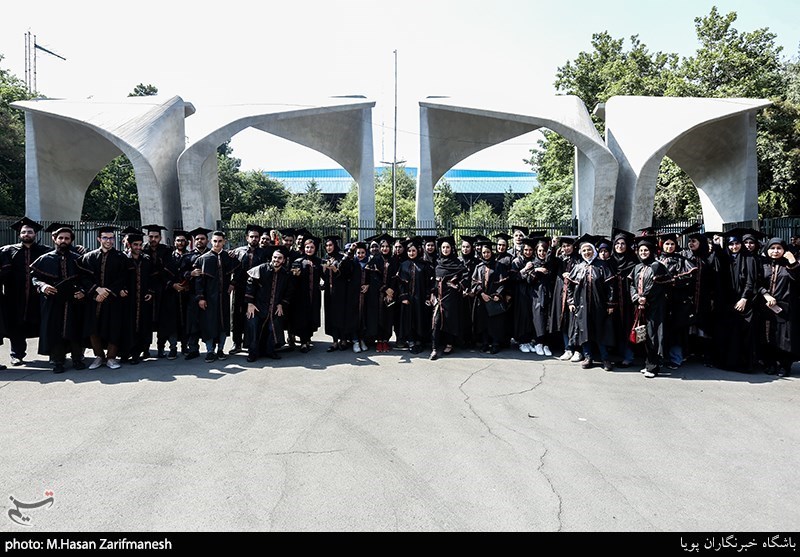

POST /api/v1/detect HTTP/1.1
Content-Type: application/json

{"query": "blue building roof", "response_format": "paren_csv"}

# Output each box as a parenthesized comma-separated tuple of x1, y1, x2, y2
(265, 167, 538, 195)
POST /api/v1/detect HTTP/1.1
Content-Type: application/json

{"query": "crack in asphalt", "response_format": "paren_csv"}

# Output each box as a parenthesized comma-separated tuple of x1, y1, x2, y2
(490, 365, 548, 398)
(537, 447, 563, 532)
(0, 369, 49, 391)
(458, 363, 514, 446)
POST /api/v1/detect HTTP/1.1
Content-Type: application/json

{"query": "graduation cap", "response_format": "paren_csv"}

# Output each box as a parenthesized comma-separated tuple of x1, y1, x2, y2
(474, 239, 494, 250)
(420, 235, 437, 244)
(405, 236, 423, 249)
(519, 237, 539, 249)
(142, 224, 168, 234)
(703, 231, 724, 240)
(303, 235, 321, 249)
(10, 217, 43, 233)
(265, 245, 291, 260)
(636, 226, 657, 237)
(633, 235, 657, 249)
(510, 225, 529, 236)
(494, 232, 512, 242)
(188, 226, 212, 238)
(612, 228, 635, 244)
(575, 233, 605, 247)
(121, 226, 142, 236)
(436, 236, 456, 248)
(528, 230, 548, 238)
(323, 235, 342, 245)
(278, 227, 297, 237)
(658, 232, 679, 243)
(459, 235, 476, 245)
(353, 241, 368, 250)
(373, 233, 395, 246)
(173, 230, 190, 240)
(679, 223, 703, 237)
(725, 227, 766, 242)
(245, 224, 265, 235)
(93, 225, 119, 234)
(45, 222, 71, 234)
(474, 234, 491, 243)
(556, 235, 577, 246)
(295, 227, 312, 239)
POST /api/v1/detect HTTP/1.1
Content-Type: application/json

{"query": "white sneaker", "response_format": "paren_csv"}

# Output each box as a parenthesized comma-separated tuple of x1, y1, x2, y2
(89, 356, 105, 370)
(353, 342, 361, 353)
(534, 344, 545, 356)
(543, 346, 552, 357)
(519, 343, 531, 353)
(359, 340, 368, 352)
(106, 358, 121, 370)
(559, 350, 573, 361)
(570, 351, 584, 363)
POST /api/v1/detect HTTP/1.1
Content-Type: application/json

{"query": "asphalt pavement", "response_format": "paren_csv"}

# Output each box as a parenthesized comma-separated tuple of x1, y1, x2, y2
(1, 334, 798, 532)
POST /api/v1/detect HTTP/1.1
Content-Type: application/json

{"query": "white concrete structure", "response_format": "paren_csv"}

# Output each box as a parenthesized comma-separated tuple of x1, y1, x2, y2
(11, 96, 193, 228)
(179, 97, 376, 230)
(604, 96, 771, 232)
(418, 96, 619, 234)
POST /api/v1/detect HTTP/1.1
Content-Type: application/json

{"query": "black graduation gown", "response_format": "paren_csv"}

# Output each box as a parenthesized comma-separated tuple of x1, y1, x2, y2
(321, 252, 351, 340)
(458, 253, 478, 346)
(29, 249, 85, 355)
(756, 258, 800, 355)
(682, 245, 719, 336)
(608, 251, 638, 352)
(375, 255, 400, 341)
(549, 254, 580, 340)
(471, 257, 508, 344)
(715, 251, 758, 371)
(658, 252, 697, 353)
(511, 256, 535, 343)
(566, 258, 615, 348)
(122, 253, 157, 354)
(143, 243, 172, 327)
(180, 247, 209, 338)
(0, 242, 49, 338)
(158, 250, 189, 342)
(431, 257, 467, 338)
(630, 259, 672, 366)
(245, 263, 294, 352)
(289, 254, 323, 342)
(80, 247, 130, 345)
(397, 258, 432, 343)
(194, 250, 240, 343)
(343, 256, 381, 341)
(230, 245, 268, 343)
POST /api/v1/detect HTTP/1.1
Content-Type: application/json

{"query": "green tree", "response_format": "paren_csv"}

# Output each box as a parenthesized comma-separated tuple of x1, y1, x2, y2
(456, 199, 498, 223)
(283, 179, 335, 221)
(434, 179, 460, 223)
(0, 55, 33, 216)
(338, 166, 417, 224)
(507, 176, 574, 224)
(129, 83, 158, 97)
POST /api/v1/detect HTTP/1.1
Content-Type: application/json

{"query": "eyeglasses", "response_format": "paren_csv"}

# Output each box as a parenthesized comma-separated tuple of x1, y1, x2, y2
(100, 236, 115, 241)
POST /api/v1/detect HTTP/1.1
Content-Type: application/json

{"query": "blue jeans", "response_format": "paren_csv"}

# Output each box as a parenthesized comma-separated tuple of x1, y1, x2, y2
(668, 345, 683, 366)
(582, 341, 609, 361)
(205, 336, 226, 353)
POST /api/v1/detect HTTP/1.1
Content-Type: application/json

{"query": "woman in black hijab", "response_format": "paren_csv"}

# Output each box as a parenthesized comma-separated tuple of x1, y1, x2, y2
(757, 238, 799, 377)
(430, 237, 468, 360)
(657, 233, 697, 369)
(397, 238, 432, 354)
(681, 228, 720, 366)
(458, 236, 478, 348)
(609, 232, 639, 366)
(629, 237, 671, 378)
(472, 240, 508, 354)
(290, 236, 323, 353)
(373, 234, 399, 353)
(321, 235, 351, 351)
(715, 232, 758, 372)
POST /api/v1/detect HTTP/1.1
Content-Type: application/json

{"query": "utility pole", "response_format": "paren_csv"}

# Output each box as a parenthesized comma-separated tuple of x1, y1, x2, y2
(24, 31, 66, 94)
(392, 49, 398, 231)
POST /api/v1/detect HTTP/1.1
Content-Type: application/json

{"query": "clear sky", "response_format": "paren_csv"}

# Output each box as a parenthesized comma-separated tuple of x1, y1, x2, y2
(1, 0, 797, 173)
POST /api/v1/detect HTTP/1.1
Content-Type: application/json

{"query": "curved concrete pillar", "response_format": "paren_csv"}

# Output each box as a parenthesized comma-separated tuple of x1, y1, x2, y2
(418, 96, 618, 234)
(604, 96, 771, 232)
(11, 96, 191, 227)
(179, 99, 375, 231)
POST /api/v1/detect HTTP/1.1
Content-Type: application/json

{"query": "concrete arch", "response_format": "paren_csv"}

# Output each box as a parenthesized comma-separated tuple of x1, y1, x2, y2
(604, 96, 771, 232)
(178, 98, 376, 230)
(11, 96, 192, 228)
(417, 96, 619, 234)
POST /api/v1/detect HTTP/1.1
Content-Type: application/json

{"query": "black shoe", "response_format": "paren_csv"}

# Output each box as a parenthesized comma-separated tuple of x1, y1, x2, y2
(326, 345, 338, 353)
(581, 358, 594, 369)
(167, 348, 177, 360)
(429, 350, 439, 361)
(204, 352, 217, 363)
(229, 345, 242, 355)
(10, 356, 23, 366)
(265, 352, 281, 360)
(603, 361, 613, 372)
(300, 344, 311, 353)
(665, 362, 679, 370)
(0, 364, 5, 371)
(185, 351, 200, 361)
(246, 354, 258, 363)
(72, 360, 86, 370)
(156, 349, 166, 359)
(53, 363, 65, 374)
(129, 356, 140, 365)
(490, 345, 500, 355)
(216, 350, 227, 361)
